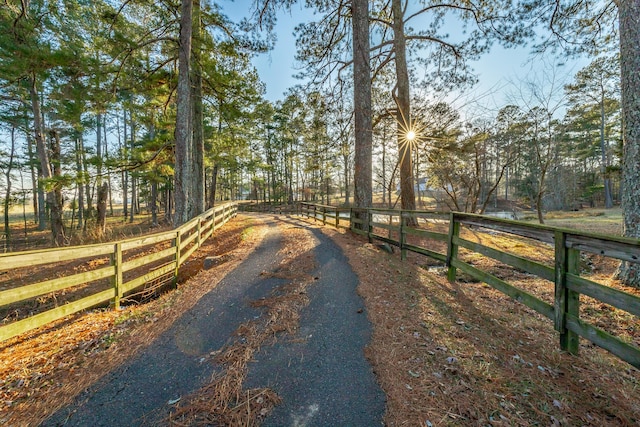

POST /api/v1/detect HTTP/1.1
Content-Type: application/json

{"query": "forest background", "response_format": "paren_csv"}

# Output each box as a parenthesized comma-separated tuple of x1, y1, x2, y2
(0, 0, 638, 284)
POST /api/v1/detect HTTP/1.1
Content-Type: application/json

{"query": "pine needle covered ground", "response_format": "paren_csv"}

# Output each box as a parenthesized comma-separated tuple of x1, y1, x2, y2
(1, 212, 639, 426)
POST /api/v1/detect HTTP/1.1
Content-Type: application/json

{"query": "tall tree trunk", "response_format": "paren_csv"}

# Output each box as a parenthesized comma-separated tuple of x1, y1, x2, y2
(121, 112, 129, 220)
(287, 140, 294, 204)
(165, 187, 172, 222)
(37, 171, 46, 231)
(352, 0, 373, 227)
(392, 0, 416, 217)
(25, 120, 38, 224)
(381, 131, 387, 206)
(81, 134, 93, 230)
(104, 115, 113, 216)
(343, 148, 350, 205)
(599, 95, 613, 208)
(30, 76, 64, 244)
(618, 0, 640, 286)
(151, 180, 159, 227)
(191, 0, 205, 215)
(174, 0, 194, 226)
(48, 130, 66, 245)
(96, 182, 108, 236)
(75, 135, 85, 231)
(130, 176, 137, 222)
(4, 127, 16, 250)
(129, 120, 136, 223)
(96, 113, 103, 186)
(210, 164, 218, 207)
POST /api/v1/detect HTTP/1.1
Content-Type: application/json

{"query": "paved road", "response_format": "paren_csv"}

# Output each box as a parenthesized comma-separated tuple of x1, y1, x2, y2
(44, 215, 385, 426)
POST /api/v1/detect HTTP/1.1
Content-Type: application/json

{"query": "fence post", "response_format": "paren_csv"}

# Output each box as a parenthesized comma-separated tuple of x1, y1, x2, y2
(174, 230, 181, 283)
(349, 208, 354, 231)
(555, 230, 580, 355)
(197, 220, 202, 248)
(400, 211, 407, 261)
(367, 209, 372, 243)
(112, 242, 123, 310)
(322, 206, 327, 225)
(336, 209, 340, 228)
(446, 213, 460, 283)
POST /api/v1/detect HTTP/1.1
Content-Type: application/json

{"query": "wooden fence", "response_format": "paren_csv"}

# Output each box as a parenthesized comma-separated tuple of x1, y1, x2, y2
(241, 201, 300, 215)
(0, 202, 237, 343)
(299, 202, 351, 229)
(301, 203, 640, 369)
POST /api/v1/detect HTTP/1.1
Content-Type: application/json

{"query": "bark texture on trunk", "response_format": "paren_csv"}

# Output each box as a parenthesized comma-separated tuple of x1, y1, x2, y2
(151, 181, 159, 227)
(26, 132, 39, 224)
(30, 76, 65, 245)
(48, 130, 66, 246)
(174, 0, 194, 226)
(191, 0, 205, 214)
(391, 0, 416, 214)
(352, 0, 372, 228)
(96, 113, 103, 186)
(4, 128, 15, 249)
(619, 0, 640, 286)
(599, 95, 613, 208)
(211, 164, 219, 207)
(96, 182, 108, 235)
(122, 111, 129, 220)
(75, 136, 85, 230)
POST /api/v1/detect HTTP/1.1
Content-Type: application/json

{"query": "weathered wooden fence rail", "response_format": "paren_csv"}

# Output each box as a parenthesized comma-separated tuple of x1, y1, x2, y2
(0, 202, 237, 342)
(240, 201, 299, 215)
(299, 202, 351, 229)
(302, 203, 640, 369)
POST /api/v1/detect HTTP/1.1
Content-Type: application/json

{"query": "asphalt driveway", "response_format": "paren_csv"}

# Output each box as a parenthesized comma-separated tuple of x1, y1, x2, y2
(44, 215, 385, 426)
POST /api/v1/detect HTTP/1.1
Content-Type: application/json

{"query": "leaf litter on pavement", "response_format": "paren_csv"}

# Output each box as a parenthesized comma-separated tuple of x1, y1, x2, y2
(2, 213, 639, 426)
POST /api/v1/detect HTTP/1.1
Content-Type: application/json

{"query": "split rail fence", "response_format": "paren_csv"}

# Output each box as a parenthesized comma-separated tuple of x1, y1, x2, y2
(299, 202, 640, 369)
(0, 202, 237, 342)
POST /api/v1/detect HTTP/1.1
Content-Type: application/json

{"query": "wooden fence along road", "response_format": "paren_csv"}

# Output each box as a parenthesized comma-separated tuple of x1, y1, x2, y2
(2, 201, 639, 370)
(0, 203, 237, 343)
(297, 202, 640, 369)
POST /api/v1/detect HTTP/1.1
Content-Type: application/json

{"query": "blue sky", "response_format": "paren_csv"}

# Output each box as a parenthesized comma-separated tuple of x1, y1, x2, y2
(222, 0, 309, 101)
(221, 0, 587, 115)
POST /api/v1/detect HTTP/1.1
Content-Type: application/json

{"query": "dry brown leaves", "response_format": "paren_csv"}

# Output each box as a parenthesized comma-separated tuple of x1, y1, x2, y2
(320, 225, 640, 427)
(4, 212, 640, 427)
(0, 215, 265, 426)
(167, 217, 318, 426)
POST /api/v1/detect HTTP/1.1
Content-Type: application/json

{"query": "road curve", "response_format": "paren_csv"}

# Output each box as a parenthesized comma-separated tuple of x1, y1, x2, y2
(44, 214, 385, 426)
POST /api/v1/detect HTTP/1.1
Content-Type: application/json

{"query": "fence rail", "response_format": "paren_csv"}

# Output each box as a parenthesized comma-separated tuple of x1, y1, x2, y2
(302, 204, 640, 369)
(240, 201, 299, 215)
(0, 202, 237, 342)
(299, 202, 351, 229)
